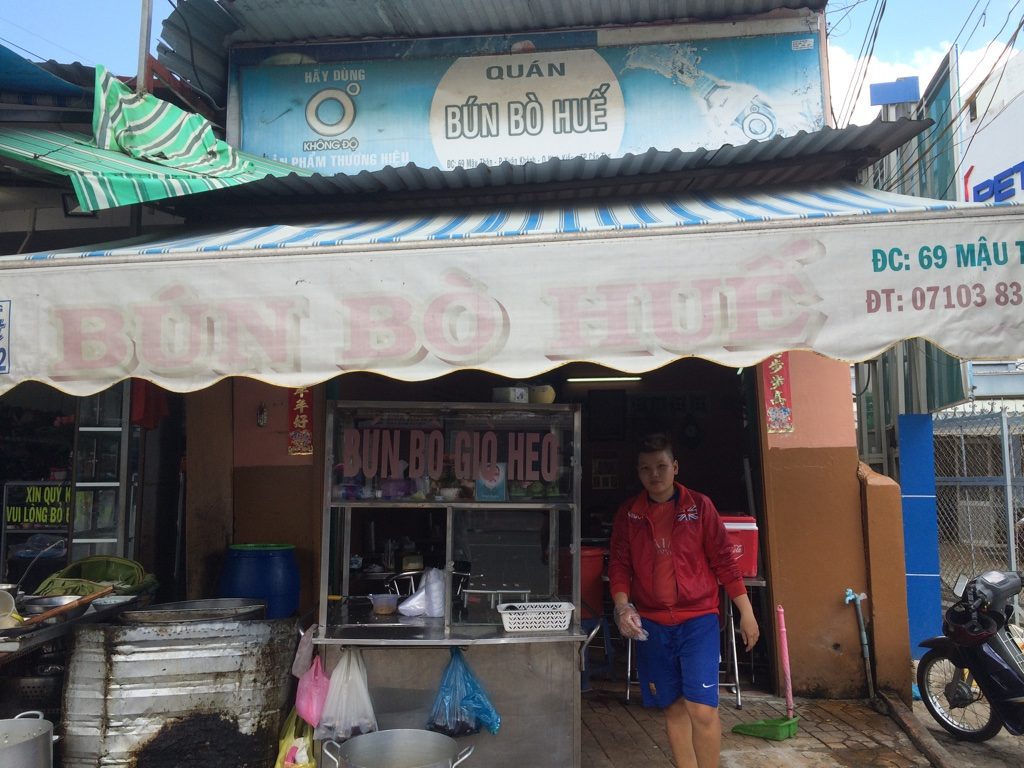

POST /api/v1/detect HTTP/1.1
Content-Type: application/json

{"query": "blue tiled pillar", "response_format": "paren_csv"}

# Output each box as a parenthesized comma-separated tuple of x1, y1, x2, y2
(898, 414, 942, 658)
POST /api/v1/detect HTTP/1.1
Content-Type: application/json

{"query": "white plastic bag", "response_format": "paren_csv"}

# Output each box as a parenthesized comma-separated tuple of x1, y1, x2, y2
(314, 649, 378, 742)
(291, 623, 318, 678)
(398, 567, 445, 618)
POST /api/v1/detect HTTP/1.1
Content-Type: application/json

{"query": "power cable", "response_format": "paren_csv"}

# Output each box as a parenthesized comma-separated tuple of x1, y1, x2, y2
(941, 21, 1021, 197)
(879, 1, 1019, 188)
(877, 5, 1023, 193)
(840, 0, 889, 127)
(826, 0, 874, 37)
(0, 36, 46, 61)
(0, 13, 93, 65)
(881, 17, 1022, 195)
(837, 0, 988, 131)
(164, 0, 224, 111)
(833, 0, 879, 124)
(836, 0, 886, 126)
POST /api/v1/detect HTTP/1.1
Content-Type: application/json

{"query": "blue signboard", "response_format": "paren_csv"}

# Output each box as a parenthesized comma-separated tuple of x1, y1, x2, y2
(237, 32, 824, 173)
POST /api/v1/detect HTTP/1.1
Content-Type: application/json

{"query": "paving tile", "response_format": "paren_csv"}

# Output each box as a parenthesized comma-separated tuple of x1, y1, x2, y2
(582, 677, 938, 768)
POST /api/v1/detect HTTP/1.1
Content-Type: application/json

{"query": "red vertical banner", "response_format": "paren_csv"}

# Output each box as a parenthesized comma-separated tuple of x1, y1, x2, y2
(288, 387, 314, 455)
(762, 352, 794, 433)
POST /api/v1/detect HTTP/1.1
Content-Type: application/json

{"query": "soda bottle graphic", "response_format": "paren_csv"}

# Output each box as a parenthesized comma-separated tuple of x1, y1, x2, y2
(677, 54, 779, 142)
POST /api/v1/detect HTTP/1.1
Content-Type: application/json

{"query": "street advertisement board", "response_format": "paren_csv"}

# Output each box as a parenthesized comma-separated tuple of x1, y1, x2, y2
(236, 31, 825, 173)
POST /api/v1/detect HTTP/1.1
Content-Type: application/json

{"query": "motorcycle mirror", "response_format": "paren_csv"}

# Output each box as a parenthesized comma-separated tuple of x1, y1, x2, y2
(953, 573, 969, 598)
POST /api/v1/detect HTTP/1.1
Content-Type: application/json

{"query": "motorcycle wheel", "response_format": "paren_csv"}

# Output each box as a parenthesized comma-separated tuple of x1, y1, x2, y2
(916, 647, 1004, 742)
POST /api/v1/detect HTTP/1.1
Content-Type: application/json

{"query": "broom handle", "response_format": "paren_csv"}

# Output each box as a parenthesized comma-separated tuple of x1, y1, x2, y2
(777, 604, 794, 718)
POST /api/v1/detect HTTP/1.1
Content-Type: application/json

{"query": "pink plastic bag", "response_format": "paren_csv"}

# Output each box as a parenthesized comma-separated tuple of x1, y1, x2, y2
(296, 655, 331, 727)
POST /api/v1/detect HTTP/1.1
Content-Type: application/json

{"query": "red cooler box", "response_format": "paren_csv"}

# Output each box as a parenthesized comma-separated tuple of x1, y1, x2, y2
(721, 516, 758, 577)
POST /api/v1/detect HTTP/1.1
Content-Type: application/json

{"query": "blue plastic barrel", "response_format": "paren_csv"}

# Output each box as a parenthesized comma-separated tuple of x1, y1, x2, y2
(217, 543, 299, 619)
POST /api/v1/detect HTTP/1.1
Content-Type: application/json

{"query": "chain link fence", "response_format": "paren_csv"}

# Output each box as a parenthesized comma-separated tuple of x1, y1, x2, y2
(933, 405, 1024, 624)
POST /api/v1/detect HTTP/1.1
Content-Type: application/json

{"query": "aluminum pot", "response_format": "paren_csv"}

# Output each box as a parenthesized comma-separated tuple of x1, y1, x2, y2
(0, 710, 54, 768)
(323, 729, 473, 768)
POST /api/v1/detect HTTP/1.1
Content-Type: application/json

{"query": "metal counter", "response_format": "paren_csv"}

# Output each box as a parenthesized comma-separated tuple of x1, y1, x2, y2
(318, 639, 583, 768)
(317, 615, 586, 646)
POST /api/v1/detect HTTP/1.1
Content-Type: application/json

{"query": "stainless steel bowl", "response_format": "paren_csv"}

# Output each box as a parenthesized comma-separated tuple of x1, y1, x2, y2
(20, 595, 89, 621)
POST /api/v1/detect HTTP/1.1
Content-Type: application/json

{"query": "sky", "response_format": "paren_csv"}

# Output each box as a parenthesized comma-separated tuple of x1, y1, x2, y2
(0, 0, 1021, 128)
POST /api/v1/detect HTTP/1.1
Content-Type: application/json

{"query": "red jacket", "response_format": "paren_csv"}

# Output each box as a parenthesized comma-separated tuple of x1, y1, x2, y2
(608, 482, 745, 624)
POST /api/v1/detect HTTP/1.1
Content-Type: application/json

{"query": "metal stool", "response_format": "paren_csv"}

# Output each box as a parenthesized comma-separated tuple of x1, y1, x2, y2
(719, 595, 743, 709)
(625, 637, 640, 701)
(384, 570, 422, 596)
(581, 616, 614, 683)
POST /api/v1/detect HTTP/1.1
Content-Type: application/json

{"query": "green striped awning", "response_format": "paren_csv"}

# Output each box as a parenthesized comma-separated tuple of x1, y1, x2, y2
(92, 65, 245, 176)
(0, 66, 307, 211)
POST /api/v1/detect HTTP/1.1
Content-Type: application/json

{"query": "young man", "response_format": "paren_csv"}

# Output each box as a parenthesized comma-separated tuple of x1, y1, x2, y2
(608, 433, 759, 768)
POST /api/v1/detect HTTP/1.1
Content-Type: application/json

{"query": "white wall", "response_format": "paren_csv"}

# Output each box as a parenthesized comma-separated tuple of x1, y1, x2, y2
(959, 55, 1024, 202)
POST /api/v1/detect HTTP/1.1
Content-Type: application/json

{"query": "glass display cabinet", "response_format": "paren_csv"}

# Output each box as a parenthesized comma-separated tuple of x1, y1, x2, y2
(317, 401, 582, 638)
(70, 383, 136, 561)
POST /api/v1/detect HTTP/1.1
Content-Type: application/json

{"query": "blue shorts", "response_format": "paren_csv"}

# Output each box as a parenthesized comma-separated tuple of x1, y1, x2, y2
(636, 612, 720, 708)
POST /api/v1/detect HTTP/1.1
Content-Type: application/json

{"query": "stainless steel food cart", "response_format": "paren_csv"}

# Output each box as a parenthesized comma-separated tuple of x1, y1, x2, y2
(315, 402, 587, 768)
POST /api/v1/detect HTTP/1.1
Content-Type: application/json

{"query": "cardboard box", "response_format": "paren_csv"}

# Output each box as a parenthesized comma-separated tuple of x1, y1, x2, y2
(722, 515, 758, 577)
(492, 386, 528, 403)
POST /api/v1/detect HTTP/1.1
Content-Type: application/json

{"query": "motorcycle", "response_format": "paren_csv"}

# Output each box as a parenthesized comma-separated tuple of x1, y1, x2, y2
(917, 569, 1024, 742)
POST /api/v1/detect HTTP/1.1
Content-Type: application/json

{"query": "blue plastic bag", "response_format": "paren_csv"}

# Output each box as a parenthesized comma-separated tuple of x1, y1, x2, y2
(428, 648, 501, 736)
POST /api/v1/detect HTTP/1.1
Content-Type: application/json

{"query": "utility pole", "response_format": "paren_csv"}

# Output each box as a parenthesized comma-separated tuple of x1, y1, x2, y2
(136, 0, 153, 94)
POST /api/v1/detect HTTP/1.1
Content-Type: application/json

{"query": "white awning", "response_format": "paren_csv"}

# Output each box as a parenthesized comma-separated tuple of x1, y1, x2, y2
(1, 182, 1021, 395)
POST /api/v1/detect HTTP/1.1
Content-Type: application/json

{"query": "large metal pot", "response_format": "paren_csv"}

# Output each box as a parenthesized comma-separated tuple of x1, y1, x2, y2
(0, 711, 54, 768)
(323, 729, 473, 768)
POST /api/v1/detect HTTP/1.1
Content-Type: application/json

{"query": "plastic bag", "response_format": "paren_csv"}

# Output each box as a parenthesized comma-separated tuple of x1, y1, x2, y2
(428, 647, 501, 736)
(296, 655, 331, 727)
(398, 567, 445, 617)
(292, 623, 318, 678)
(274, 707, 316, 768)
(314, 648, 378, 741)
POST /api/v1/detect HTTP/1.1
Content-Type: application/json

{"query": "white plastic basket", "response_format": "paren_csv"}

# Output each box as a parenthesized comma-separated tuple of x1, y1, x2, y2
(497, 602, 574, 631)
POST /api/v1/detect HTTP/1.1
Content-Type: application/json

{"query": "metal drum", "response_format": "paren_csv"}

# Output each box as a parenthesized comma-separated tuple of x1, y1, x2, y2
(61, 618, 296, 767)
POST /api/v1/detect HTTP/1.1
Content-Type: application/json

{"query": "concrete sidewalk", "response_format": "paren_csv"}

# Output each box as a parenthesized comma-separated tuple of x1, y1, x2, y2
(583, 676, 1022, 767)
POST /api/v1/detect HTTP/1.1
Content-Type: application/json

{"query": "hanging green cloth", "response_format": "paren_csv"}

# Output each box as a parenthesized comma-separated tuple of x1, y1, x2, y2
(92, 64, 248, 177)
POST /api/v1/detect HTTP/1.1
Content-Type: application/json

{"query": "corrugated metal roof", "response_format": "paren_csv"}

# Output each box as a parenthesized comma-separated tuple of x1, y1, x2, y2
(221, 0, 826, 41)
(158, 0, 826, 107)
(163, 117, 931, 219)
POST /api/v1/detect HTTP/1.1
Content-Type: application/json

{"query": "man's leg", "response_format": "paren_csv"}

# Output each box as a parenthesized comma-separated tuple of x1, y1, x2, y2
(664, 698, 720, 768)
(664, 697, 697, 768)
(684, 700, 720, 768)
(670, 613, 723, 768)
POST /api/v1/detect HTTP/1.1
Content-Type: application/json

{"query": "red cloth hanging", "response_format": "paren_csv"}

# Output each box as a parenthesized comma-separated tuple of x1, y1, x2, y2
(130, 379, 170, 429)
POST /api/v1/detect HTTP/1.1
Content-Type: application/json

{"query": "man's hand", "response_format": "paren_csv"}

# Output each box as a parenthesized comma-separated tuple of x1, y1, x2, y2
(614, 602, 649, 641)
(739, 611, 759, 652)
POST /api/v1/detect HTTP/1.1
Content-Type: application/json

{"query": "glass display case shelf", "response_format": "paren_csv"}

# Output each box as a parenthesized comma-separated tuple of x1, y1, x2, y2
(319, 401, 582, 639)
